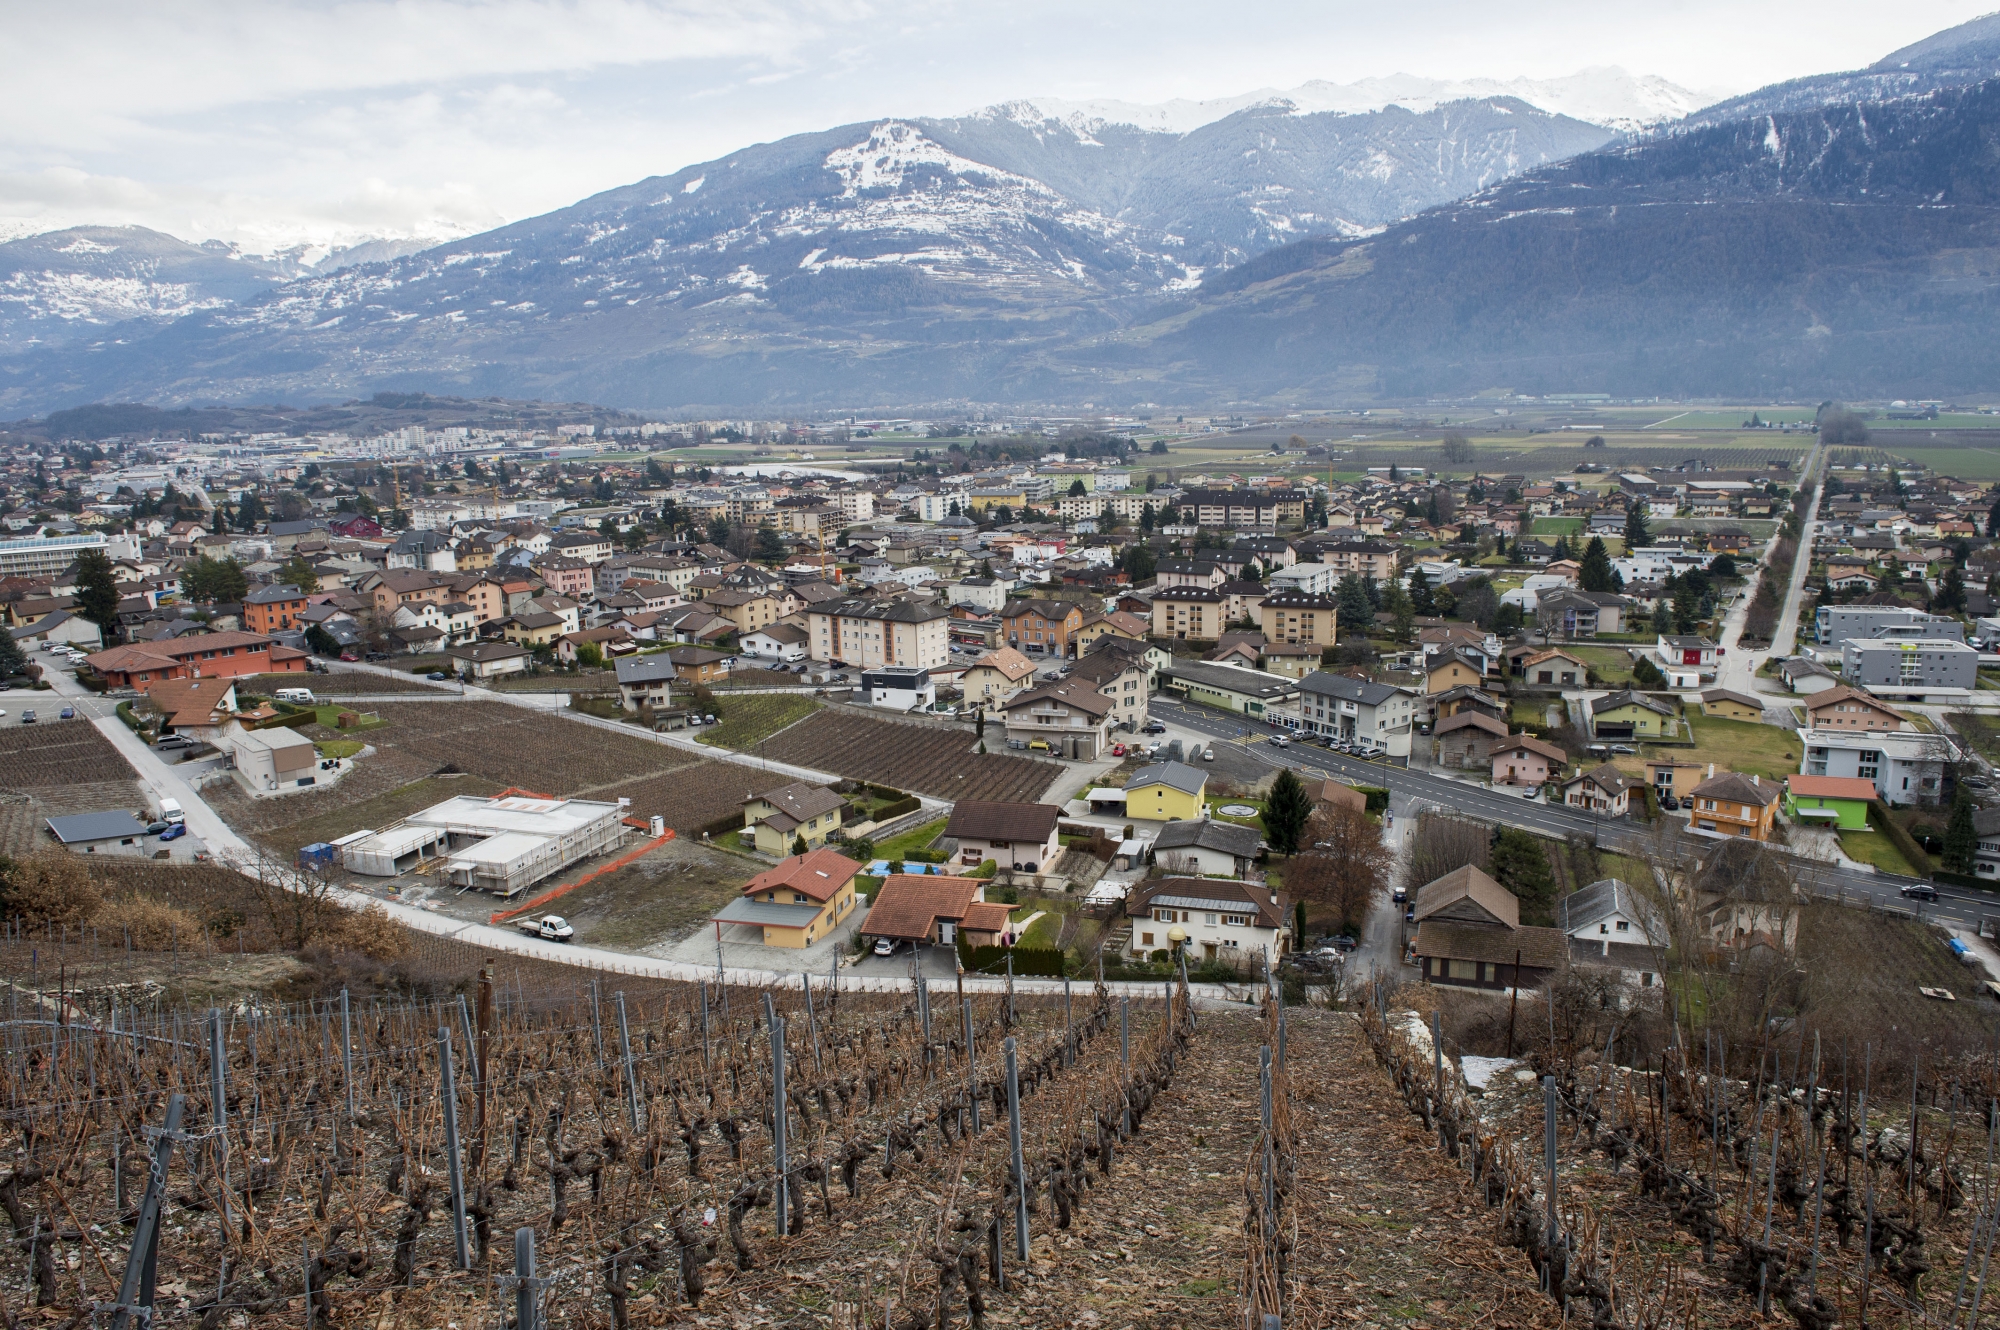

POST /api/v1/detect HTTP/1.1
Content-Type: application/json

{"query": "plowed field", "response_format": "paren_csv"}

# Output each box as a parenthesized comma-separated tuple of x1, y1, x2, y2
(761, 709, 1057, 801)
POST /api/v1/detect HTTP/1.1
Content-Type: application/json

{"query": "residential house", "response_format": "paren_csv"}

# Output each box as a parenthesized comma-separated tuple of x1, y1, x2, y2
(1972, 805, 2000, 881)
(1308, 780, 1367, 813)
(1560, 763, 1639, 815)
(84, 631, 309, 688)
(1002, 678, 1115, 758)
(1125, 877, 1292, 965)
(1074, 609, 1150, 652)
(1645, 757, 1707, 803)
(1123, 761, 1208, 823)
(358, 569, 456, 621)
(962, 647, 1037, 707)
(861, 875, 1008, 948)
(711, 847, 862, 948)
(1296, 671, 1415, 755)
(1590, 690, 1679, 740)
(1491, 733, 1568, 787)
(9, 609, 101, 651)
(1435, 711, 1510, 769)
(242, 583, 310, 635)
(444, 642, 531, 680)
(1535, 589, 1630, 637)
(143, 677, 238, 741)
(614, 656, 675, 712)
(1411, 864, 1564, 990)
(1431, 684, 1505, 722)
(1258, 641, 1322, 679)
(1842, 638, 1979, 698)
(1001, 598, 1085, 657)
(554, 626, 634, 665)
(1517, 648, 1588, 688)
(1782, 774, 1877, 830)
(1656, 634, 1720, 682)
(1560, 877, 1666, 987)
(703, 588, 781, 636)
(1687, 770, 1780, 839)
(534, 555, 596, 599)
(1700, 688, 1766, 721)
(742, 782, 848, 856)
(501, 612, 568, 647)
(1151, 819, 1263, 878)
(665, 646, 731, 684)
(225, 725, 324, 794)
(1424, 653, 1486, 697)
(1802, 685, 1909, 732)
(1800, 726, 1956, 805)
(1066, 645, 1151, 731)
(943, 801, 1063, 871)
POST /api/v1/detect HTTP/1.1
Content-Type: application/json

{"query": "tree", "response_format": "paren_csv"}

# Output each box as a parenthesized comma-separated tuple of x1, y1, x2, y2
(1121, 542, 1156, 583)
(754, 526, 786, 563)
(278, 554, 321, 594)
(1578, 537, 1616, 593)
(1490, 827, 1557, 926)
(1944, 786, 1978, 874)
(1407, 567, 1435, 617)
(182, 555, 249, 605)
(1631, 655, 1666, 689)
(1334, 573, 1374, 633)
(793, 833, 810, 857)
(1933, 565, 1967, 614)
(0, 630, 24, 679)
(1456, 577, 1499, 629)
(1651, 601, 1674, 635)
(0, 854, 100, 928)
(1405, 811, 1490, 892)
(1381, 580, 1415, 642)
(1149, 439, 1168, 455)
(1285, 804, 1391, 935)
(1439, 432, 1475, 464)
(1584, 434, 1606, 449)
(1707, 554, 1738, 579)
(1988, 498, 2000, 540)
(74, 548, 121, 630)
(1263, 768, 1313, 856)
(1068, 479, 1086, 496)
(304, 623, 341, 657)
(1623, 502, 1650, 549)
(1816, 406, 1870, 444)
(1550, 535, 1573, 562)
(576, 642, 605, 669)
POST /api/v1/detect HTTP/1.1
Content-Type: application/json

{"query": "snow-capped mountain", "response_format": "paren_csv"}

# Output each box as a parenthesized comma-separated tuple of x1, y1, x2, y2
(999, 67, 1718, 137)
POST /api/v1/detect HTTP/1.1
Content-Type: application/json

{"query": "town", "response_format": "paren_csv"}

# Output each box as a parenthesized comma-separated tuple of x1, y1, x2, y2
(4, 401, 2000, 1328)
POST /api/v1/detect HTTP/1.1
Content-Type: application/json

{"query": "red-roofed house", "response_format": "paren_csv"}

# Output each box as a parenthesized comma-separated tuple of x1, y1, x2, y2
(709, 847, 861, 948)
(84, 632, 309, 688)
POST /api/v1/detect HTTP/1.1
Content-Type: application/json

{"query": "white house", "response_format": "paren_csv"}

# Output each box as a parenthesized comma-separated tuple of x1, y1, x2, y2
(742, 624, 809, 662)
(1558, 877, 1666, 989)
(1150, 819, 1263, 878)
(1126, 877, 1292, 966)
(860, 665, 936, 710)
(945, 800, 1062, 872)
(1800, 727, 1958, 806)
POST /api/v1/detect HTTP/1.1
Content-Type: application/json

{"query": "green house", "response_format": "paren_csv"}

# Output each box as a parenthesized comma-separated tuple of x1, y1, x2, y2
(1782, 775, 1876, 830)
(1589, 690, 1678, 740)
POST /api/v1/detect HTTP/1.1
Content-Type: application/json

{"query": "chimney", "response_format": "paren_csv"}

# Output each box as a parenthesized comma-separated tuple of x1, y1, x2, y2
(1707, 763, 1715, 778)
(1752, 773, 1759, 785)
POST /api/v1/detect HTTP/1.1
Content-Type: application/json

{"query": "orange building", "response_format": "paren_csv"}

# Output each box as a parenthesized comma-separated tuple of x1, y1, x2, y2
(85, 632, 310, 688)
(1001, 598, 1084, 657)
(242, 583, 310, 634)
(1687, 770, 1780, 840)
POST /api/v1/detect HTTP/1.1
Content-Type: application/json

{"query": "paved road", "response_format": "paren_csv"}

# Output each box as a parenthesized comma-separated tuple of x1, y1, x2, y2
(1715, 442, 1821, 695)
(1150, 695, 2000, 930)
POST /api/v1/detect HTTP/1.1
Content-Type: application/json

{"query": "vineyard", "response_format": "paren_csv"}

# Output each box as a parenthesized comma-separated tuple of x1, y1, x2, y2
(762, 712, 1057, 803)
(0, 720, 139, 789)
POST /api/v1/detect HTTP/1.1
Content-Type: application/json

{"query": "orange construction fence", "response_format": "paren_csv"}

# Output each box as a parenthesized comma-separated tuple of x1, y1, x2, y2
(488, 818, 674, 926)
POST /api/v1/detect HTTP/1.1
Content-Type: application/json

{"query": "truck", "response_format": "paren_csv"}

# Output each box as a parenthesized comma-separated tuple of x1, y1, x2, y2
(513, 915, 575, 942)
(159, 797, 185, 825)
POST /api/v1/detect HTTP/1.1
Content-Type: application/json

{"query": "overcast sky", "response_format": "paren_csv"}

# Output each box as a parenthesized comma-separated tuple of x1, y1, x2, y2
(0, 0, 1988, 255)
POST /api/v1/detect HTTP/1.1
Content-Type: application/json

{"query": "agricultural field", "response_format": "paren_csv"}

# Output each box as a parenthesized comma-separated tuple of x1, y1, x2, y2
(0, 718, 138, 788)
(761, 709, 1060, 801)
(360, 700, 698, 792)
(1875, 445, 2000, 480)
(588, 761, 795, 834)
(698, 693, 820, 750)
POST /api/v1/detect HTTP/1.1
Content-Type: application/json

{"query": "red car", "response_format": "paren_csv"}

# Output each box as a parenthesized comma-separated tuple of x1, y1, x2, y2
(339, 651, 359, 662)
(1110, 743, 1126, 757)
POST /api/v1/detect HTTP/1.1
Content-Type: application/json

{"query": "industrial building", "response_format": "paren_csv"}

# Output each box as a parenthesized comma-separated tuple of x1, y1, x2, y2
(338, 793, 628, 895)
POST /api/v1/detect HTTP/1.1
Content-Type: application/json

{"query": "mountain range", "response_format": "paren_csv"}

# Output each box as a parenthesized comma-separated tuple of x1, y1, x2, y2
(7, 17, 2000, 414)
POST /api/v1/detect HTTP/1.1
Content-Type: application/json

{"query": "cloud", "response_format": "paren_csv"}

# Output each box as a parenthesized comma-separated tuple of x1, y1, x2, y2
(0, 0, 1988, 254)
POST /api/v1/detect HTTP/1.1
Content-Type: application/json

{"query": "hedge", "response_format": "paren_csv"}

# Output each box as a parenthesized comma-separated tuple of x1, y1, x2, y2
(874, 796, 923, 820)
(1867, 802, 1932, 876)
(1932, 869, 1990, 890)
(956, 938, 1065, 976)
(904, 847, 949, 864)
(114, 701, 145, 733)
(967, 859, 998, 879)
(1351, 785, 1391, 814)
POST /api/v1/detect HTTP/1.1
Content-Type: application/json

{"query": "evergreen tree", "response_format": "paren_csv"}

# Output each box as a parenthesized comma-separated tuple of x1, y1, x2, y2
(277, 555, 320, 594)
(1551, 535, 1573, 561)
(1623, 502, 1650, 550)
(1945, 785, 1978, 875)
(1263, 768, 1313, 856)
(1335, 573, 1374, 631)
(1933, 564, 1967, 614)
(305, 623, 341, 657)
(1651, 601, 1674, 635)
(1121, 543, 1156, 583)
(1490, 827, 1557, 926)
(183, 555, 249, 605)
(1381, 580, 1415, 642)
(793, 833, 810, 857)
(1407, 568, 1435, 617)
(1425, 493, 1441, 526)
(0, 629, 25, 679)
(74, 549, 121, 631)
(1579, 537, 1616, 592)
(1988, 498, 2000, 539)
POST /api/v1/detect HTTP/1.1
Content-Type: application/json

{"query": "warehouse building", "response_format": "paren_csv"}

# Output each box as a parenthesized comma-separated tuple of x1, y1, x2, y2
(339, 793, 628, 895)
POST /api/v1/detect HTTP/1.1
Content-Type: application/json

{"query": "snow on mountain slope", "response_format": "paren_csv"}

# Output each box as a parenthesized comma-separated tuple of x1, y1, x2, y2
(993, 66, 1718, 137)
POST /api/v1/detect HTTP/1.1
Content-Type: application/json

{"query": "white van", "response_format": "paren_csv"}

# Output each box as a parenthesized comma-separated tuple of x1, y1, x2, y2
(274, 688, 317, 705)
(158, 798, 185, 825)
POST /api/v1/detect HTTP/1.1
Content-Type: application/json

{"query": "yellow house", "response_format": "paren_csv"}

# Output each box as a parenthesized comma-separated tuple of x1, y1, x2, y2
(501, 612, 567, 646)
(962, 646, 1037, 706)
(1425, 655, 1484, 694)
(711, 846, 861, 948)
(1075, 610, 1149, 650)
(1590, 689, 1679, 739)
(1125, 760, 1208, 822)
(1699, 688, 1765, 722)
(742, 781, 848, 856)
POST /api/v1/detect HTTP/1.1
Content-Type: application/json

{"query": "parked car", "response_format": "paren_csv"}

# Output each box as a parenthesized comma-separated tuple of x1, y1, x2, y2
(144, 821, 170, 836)
(157, 734, 192, 749)
(159, 823, 187, 842)
(58, 706, 74, 720)
(1006, 738, 1027, 750)
(1142, 721, 1166, 734)
(872, 937, 900, 957)
(1520, 785, 1541, 799)
(1659, 794, 1680, 811)
(339, 651, 359, 662)
(364, 651, 390, 662)
(513, 915, 575, 942)
(1268, 734, 1290, 748)
(427, 671, 450, 681)
(18, 710, 34, 724)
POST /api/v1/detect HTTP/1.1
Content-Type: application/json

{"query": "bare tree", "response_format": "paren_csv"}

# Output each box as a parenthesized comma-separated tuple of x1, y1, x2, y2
(1286, 805, 1393, 934)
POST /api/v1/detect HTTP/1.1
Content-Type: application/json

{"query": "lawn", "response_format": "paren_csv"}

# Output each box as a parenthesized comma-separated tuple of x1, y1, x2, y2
(1838, 829, 1921, 876)
(875, 818, 947, 861)
(698, 694, 821, 751)
(1596, 852, 1655, 888)
(1204, 799, 1266, 834)
(1529, 517, 1585, 537)
(1566, 645, 1638, 685)
(316, 738, 366, 760)
(1616, 714, 1802, 782)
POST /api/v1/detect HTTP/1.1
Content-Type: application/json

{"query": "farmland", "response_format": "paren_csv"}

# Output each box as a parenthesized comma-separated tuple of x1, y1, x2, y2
(588, 760, 795, 833)
(761, 709, 1060, 801)
(360, 700, 699, 791)
(0, 718, 138, 788)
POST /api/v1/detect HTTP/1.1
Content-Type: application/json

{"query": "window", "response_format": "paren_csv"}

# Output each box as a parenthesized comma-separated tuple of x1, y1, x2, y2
(1615, 920, 1630, 932)
(1447, 959, 1479, 980)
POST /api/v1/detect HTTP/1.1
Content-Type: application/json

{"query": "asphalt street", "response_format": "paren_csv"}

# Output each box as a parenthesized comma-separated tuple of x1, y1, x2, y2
(1147, 695, 2000, 931)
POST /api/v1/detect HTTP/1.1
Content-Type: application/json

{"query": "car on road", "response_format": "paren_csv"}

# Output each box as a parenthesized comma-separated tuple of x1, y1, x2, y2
(514, 915, 575, 942)
(1520, 785, 1541, 799)
(157, 734, 193, 749)
(159, 824, 187, 842)
(1900, 884, 1940, 903)
(339, 651, 359, 662)
(1392, 886, 1407, 903)
(1268, 734, 1290, 748)
(58, 706, 74, 720)
(17, 710, 34, 724)
(1109, 744, 1126, 757)
(365, 651, 390, 662)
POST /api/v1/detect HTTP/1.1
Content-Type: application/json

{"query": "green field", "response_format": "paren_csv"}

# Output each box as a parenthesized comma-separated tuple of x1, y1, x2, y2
(1529, 517, 1585, 536)
(1873, 447, 2000, 480)
(1613, 713, 1802, 783)
(1837, 829, 1921, 876)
